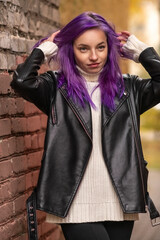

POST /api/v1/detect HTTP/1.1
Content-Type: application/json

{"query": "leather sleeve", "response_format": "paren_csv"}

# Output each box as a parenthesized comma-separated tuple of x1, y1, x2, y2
(11, 48, 56, 115)
(131, 47, 160, 114)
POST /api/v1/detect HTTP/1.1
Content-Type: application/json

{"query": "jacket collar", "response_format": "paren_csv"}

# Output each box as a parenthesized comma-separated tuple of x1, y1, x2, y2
(102, 90, 129, 130)
(59, 84, 92, 140)
(59, 84, 129, 139)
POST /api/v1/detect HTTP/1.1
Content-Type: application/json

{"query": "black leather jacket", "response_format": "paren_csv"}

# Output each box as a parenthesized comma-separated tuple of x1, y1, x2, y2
(11, 47, 160, 219)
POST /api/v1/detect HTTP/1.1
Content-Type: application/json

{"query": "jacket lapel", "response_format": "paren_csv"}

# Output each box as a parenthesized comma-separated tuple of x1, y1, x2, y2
(102, 90, 129, 129)
(59, 84, 129, 139)
(59, 85, 92, 140)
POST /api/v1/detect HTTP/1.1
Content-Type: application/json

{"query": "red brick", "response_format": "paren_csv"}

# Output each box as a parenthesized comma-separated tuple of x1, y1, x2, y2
(0, 98, 8, 115)
(31, 134, 38, 149)
(27, 151, 42, 169)
(0, 141, 2, 157)
(40, 222, 62, 240)
(0, 137, 17, 157)
(0, 73, 11, 94)
(50, 0, 60, 7)
(33, 170, 39, 186)
(41, 221, 56, 235)
(0, 159, 13, 180)
(26, 39, 36, 53)
(39, 2, 59, 23)
(0, 7, 7, 25)
(24, 134, 32, 150)
(0, 214, 27, 240)
(13, 233, 28, 240)
(37, 210, 46, 222)
(0, 181, 12, 203)
(16, 55, 27, 65)
(15, 136, 25, 153)
(27, 116, 41, 132)
(11, 35, 21, 52)
(11, 155, 27, 174)
(40, 114, 47, 129)
(10, 175, 26, 197)
(13, 194, 26, 215)
(11, 117, 27, 133)
(26, 169, 39, 190)
(8, 136, 17, 155)
(7, 53, 16, 70)
(0, 202, 14, 224)
(0, 53, 8, 69)
(0, 118, 11, 136)
(15, 97, 25, 114)
(0, 98, 17, 116)
(45, 225, 63, 240)
(0, 139, 9, 158)
(38, 223, 42, 239)
(24, 101, 40, 115)
(0, 136, 18, 158)
(7, 97, 17, 115)
(38, 132, 45, 148)
(25, 172, 34, 190)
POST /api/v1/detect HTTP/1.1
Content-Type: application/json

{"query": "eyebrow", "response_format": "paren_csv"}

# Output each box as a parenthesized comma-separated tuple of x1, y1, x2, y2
(77, 41, 106, 47)
(97, 41, 106, 45)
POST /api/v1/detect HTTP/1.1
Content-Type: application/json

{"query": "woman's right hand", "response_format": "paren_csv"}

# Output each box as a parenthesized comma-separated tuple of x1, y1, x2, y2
(41, 30, 60, 44)
(37, 30, 60, 57)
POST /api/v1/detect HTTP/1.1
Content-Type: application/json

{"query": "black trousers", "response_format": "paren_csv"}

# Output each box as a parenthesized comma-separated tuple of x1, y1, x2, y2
(61, 221, 134, 240)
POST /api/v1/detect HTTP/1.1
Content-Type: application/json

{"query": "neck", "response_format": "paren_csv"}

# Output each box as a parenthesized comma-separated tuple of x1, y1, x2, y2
(77, 66, 100, 82)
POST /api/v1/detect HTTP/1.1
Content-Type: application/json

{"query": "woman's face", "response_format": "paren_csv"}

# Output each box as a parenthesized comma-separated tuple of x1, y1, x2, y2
(73, 28, 108, 74)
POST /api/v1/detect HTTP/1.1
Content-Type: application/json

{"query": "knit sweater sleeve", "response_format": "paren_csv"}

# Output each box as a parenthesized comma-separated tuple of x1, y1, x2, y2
(37, 41, 58, 57)
(122, 35, 150, 63)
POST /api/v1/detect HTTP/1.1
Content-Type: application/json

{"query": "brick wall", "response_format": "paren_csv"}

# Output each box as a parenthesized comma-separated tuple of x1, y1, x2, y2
(0, 0, 64, 239)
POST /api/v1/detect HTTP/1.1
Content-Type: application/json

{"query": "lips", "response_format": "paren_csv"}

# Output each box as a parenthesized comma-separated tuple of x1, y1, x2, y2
(88, 63, 100, 67)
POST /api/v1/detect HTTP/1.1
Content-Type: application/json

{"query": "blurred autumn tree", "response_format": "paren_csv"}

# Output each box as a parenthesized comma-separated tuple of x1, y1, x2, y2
(60, 0, 130, 28)
(141, 108, 160, 131)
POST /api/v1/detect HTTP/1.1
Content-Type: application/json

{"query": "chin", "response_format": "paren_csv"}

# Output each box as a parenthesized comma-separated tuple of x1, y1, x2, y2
(88, 68, 101, 74)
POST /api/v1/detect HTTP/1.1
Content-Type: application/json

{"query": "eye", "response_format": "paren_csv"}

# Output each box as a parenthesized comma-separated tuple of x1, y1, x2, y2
(79, 46, 88, 53)
(98, 45, 105, 51)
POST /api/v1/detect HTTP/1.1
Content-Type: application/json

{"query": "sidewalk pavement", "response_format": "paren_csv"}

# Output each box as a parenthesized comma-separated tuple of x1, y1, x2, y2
(131, 169, 160, 240)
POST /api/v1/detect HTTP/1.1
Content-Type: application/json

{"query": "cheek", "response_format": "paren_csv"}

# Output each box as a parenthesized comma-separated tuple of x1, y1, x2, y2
(102, 51, 108, 64)
(103, 49, 108, 60)
(74, 53, 85, 66)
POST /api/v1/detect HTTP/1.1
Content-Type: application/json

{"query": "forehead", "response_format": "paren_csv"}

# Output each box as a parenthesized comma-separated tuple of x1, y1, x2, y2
(74, 28, 107, 45)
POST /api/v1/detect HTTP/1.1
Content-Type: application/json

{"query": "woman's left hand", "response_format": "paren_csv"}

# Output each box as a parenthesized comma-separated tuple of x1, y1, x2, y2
(117, 31, 149, 62)
(117, 31, 131, 53)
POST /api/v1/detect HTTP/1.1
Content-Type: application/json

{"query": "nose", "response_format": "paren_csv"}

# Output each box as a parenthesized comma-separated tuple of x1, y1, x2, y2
(89, 50, 98, 61)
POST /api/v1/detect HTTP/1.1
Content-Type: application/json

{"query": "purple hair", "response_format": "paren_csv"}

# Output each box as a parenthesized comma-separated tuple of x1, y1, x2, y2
(37, 12, 124, 110)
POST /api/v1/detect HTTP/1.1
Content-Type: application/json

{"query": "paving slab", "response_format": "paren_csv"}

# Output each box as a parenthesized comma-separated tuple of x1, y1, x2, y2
(131, 170, 160, 240)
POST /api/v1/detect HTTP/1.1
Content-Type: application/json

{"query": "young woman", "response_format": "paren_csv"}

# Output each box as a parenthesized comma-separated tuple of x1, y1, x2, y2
(11, 12, 160, 240)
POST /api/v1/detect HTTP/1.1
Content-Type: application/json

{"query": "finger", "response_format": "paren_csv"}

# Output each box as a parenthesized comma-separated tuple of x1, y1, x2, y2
(120, 31, 131, 36)
(117, 36, 128, 42)
(47, 30, 60, 42)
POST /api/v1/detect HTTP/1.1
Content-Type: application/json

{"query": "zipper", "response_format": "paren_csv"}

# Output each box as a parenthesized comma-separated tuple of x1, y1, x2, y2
(51, 105, 56, 124)
(127, 97, 147, 207)
(59, 88, 92, 142)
